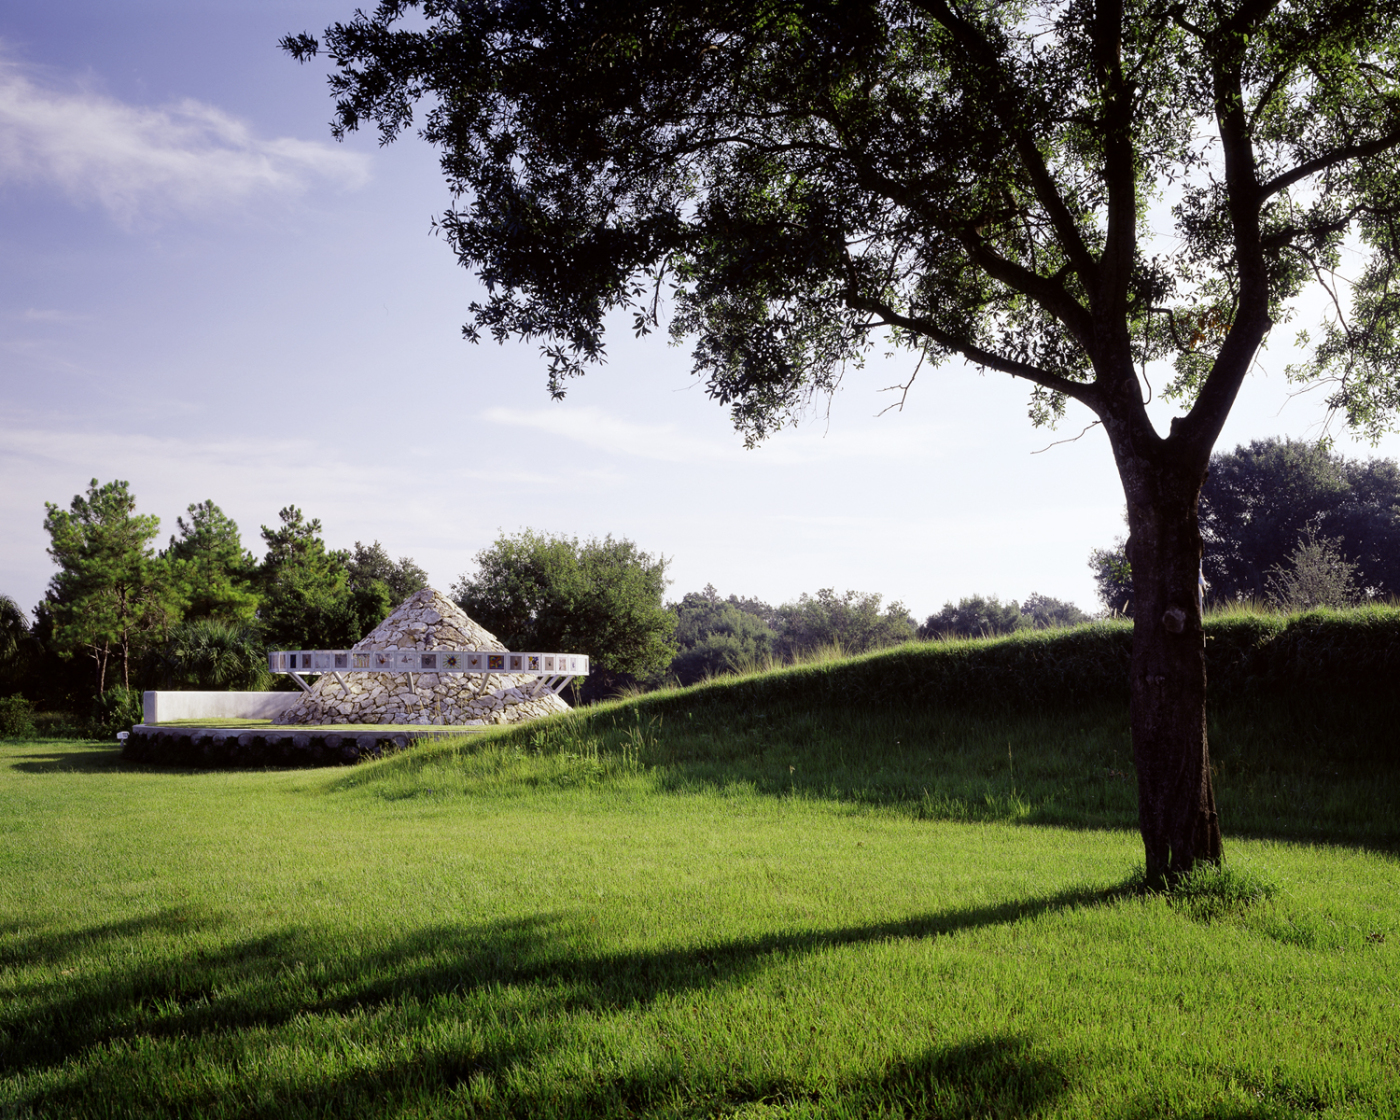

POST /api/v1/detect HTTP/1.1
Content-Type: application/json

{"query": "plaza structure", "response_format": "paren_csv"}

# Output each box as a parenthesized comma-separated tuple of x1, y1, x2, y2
(124, 588, 586, 768)
(271, 587, 583, 727)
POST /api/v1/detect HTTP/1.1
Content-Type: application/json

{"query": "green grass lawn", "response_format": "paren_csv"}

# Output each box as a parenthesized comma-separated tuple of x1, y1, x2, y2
(2, 686, 1397, 1117)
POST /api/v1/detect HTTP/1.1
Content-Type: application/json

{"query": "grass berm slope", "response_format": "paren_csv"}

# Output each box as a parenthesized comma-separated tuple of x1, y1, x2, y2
(361, 606, 1400, 852)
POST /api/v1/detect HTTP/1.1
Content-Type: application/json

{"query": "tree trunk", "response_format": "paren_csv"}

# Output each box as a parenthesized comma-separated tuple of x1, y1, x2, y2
(1121, 460, 1222, 888)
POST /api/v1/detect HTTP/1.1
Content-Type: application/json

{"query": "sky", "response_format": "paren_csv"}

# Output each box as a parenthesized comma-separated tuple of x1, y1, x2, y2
(3, 1, 1398, 624)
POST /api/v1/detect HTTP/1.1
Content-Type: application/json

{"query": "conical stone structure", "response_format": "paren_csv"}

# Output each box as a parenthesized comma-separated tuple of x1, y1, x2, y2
(276, 588, 572, 726)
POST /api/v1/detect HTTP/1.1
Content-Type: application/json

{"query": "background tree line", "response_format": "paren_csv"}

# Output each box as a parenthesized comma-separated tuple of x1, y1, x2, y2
(28, 442, 1395, 729)
(1090, 439, 1400, 615)
(4, 480, 1103, 730)
(2, 480, 430, 733)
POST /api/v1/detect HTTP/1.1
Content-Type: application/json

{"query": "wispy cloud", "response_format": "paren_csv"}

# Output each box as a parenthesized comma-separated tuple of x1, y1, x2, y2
(13, 308, 88, 324)
(0, 52, 369, 223)
(483, 404, 961, 464)
(483, 406, 750, 464)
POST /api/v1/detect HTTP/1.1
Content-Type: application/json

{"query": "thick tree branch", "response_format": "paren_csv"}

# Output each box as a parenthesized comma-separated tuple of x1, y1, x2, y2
(844, 288, 1103, 411)
(834, 150, 1098, 348)
(1175, 35, 1273, 459)
(954, 233, 1096, 348)
(1261, 127, 1400, 200)
(1093, 0, 1137, 341)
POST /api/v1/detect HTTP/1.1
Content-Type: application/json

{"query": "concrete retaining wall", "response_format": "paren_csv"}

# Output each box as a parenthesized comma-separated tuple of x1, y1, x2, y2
(142, 691, 291, 724)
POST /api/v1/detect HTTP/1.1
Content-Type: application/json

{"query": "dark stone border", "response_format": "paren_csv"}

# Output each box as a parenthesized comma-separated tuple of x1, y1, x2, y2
(121, 724, 487, 769)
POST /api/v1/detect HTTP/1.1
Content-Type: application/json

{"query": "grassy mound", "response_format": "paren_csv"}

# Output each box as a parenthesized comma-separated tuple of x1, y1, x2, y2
(644, 604, 1400, 713)
(357, 608, 1400, 852)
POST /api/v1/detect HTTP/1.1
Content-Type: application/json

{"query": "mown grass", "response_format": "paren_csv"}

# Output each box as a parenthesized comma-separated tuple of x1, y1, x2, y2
(2, 638, 1398, 1117)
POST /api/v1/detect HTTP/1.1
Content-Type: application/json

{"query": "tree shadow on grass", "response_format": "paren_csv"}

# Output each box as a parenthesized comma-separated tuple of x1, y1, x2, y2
(0, 909, 228, 971)
(4, 745, 128, 773)
(831, 1034, 1071, 1119)
(3, 743, 286, 778)
(27, 1029, 1073, 1119)
(2, 883, 1116, 1116)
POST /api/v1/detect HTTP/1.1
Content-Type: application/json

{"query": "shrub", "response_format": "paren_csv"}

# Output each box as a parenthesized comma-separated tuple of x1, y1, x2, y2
(93, 686, 144, 738)
(1265, 528, 1361, 610)
(0, 694, 36, 738)
(161, 618, 270, 690)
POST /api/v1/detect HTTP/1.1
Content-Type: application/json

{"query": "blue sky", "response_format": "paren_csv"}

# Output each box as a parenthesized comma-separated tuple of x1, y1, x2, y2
(4, 1, 1397, 623)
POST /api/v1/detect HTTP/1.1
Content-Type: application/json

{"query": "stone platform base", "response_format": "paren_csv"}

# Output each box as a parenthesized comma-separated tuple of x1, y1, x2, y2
(121, 723, 488, 769)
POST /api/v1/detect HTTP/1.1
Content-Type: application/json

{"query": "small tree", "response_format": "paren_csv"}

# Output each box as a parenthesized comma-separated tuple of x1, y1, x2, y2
(43, 480, 179, 694)
(453, 530, 678, 698)
(1265, 528, 1361, 611)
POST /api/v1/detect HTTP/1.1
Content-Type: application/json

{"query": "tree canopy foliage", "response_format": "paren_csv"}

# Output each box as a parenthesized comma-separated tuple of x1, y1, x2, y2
(1021, 591, 1091, 630)
(452, 530, 679, 697)
(345, 541, 431, 603)
(1091, 438, 1400, 610)
(165, 501, 260, 623)
(918, 592, 1088, 638)
(669, 584, 777, 685)
(1089, 539, 1135, 616)
(772, 588, 915, 657)
(1200, 438, 1400, 600)
(257, 507, 391, 651)
(670, 585, 927, 683)
(286, 0, 1400, 442)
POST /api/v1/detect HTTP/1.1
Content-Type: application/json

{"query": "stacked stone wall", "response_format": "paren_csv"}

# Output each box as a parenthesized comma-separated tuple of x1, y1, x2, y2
(274, 588, 572, 726)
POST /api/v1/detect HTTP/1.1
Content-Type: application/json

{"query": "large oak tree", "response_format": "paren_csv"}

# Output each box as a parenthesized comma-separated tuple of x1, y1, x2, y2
(286, 0, 1400, 885)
